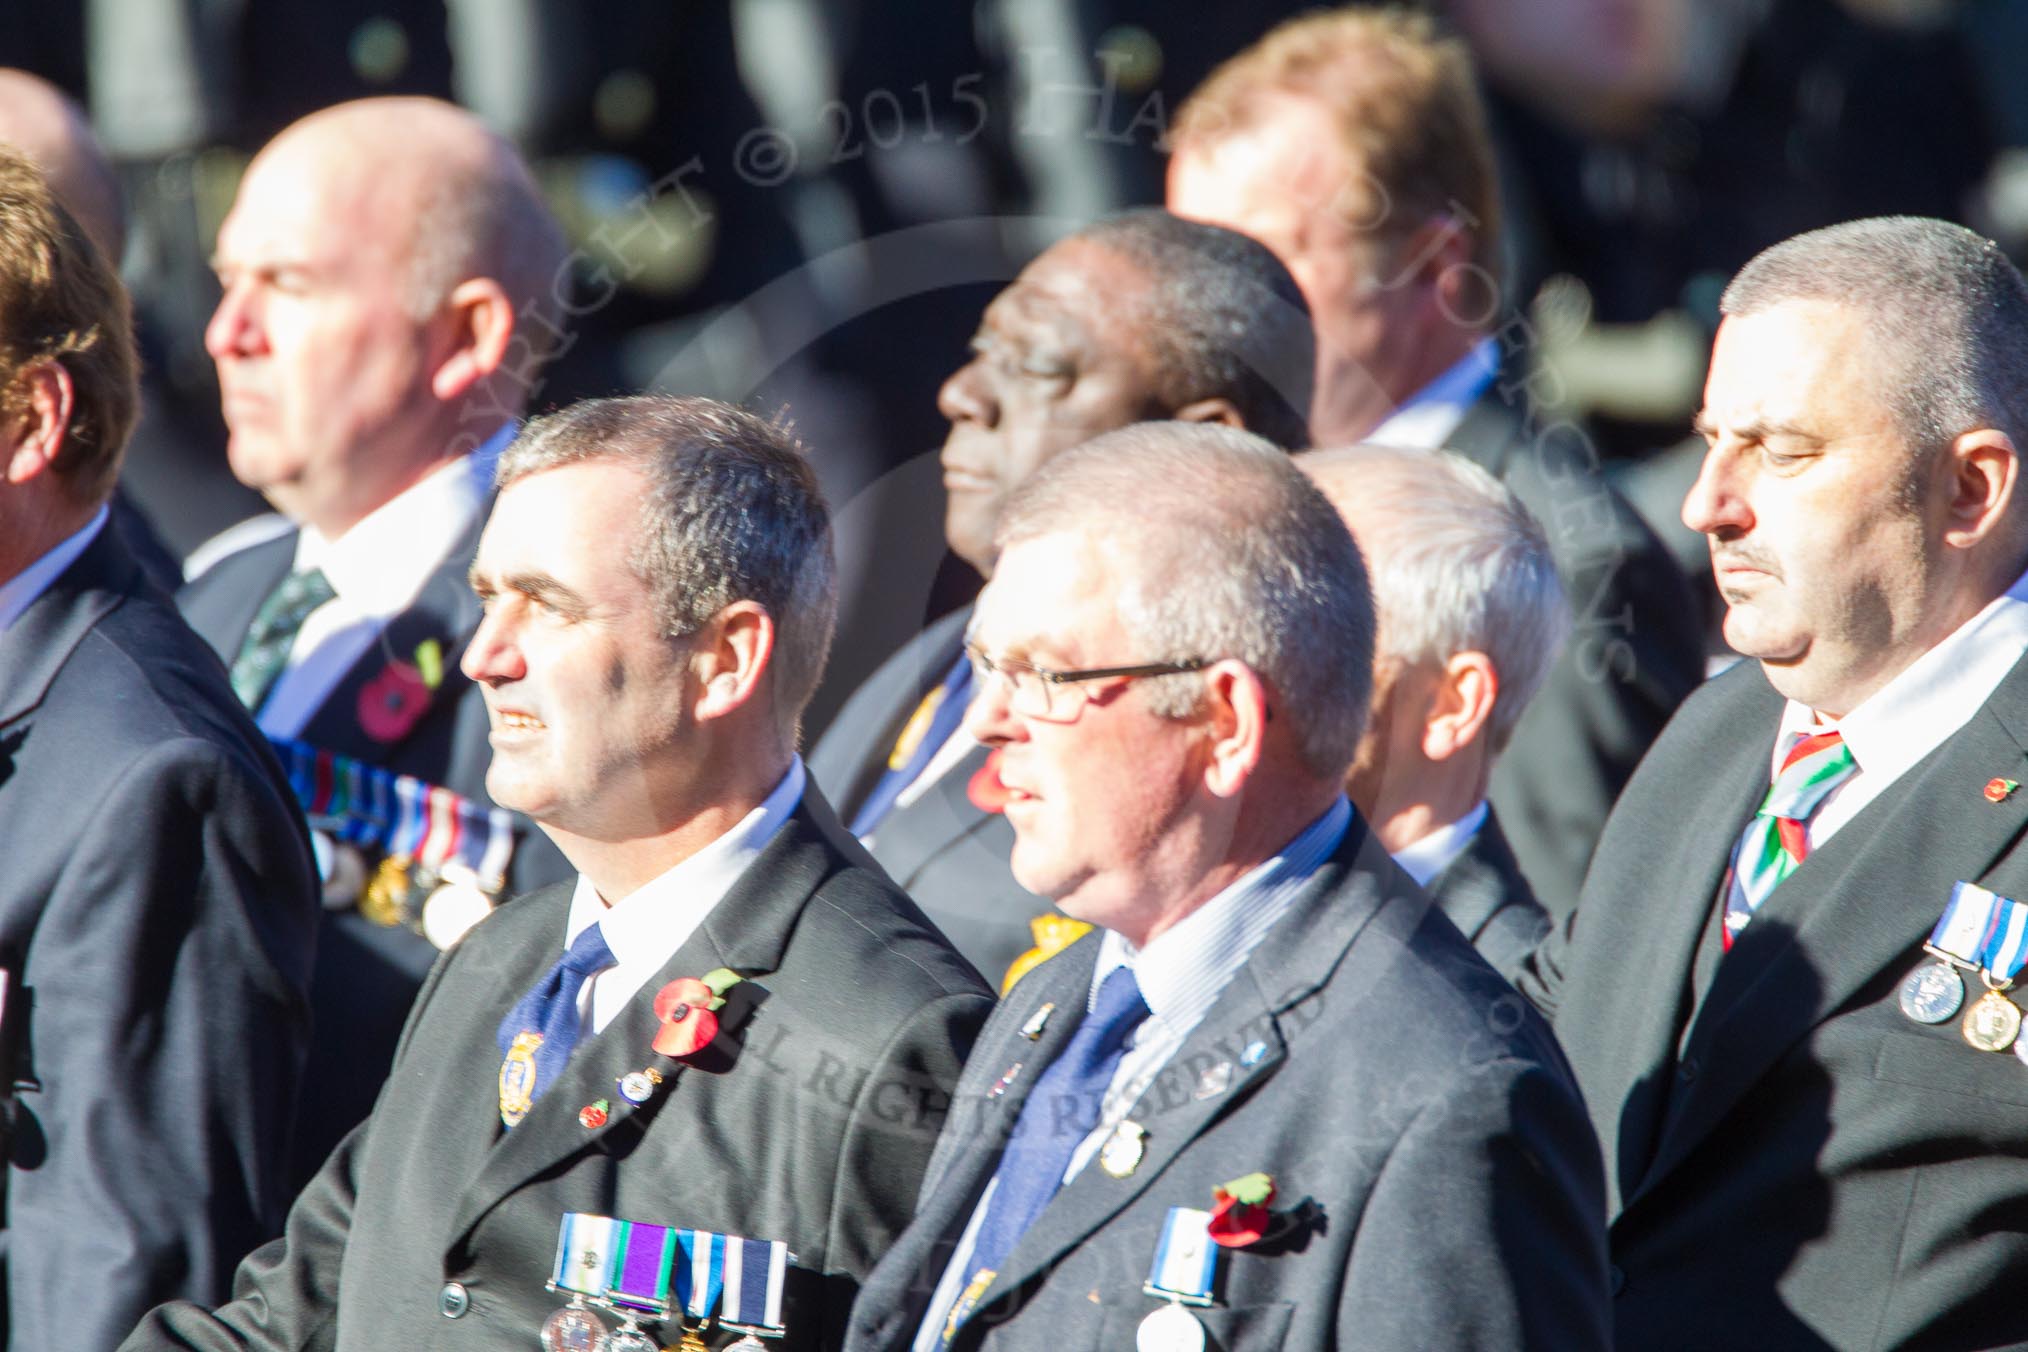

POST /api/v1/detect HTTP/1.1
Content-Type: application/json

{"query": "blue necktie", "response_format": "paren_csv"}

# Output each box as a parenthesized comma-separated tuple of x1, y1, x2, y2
(495, 924, 617, 1125)
(849, 655, 975, 838)
(966, 966, 1151, 1280)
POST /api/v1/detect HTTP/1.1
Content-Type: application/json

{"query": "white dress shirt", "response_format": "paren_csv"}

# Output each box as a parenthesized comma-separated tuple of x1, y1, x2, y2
(1766, 564, 2028, 853)
(255, 423, 513, 738)
(1390, 799, 1490, 888)
(1366, 337, 1500, 450)
(0, 506, 106, 633)
(566, 759, 806, 1035)
(913, 797, 1353, 1349)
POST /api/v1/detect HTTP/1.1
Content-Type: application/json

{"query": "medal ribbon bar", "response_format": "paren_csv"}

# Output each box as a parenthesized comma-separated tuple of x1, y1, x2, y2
(607, 1221, 679, 1316)
(673, 1229, 729, 1322)
(550, 1212, 620, 1296)
(1977, 889, 2028, 986)
(1143, 1207, 1218, 1307)
(721, 1236, 789, 1334)
(1929, 882, 2003, 967)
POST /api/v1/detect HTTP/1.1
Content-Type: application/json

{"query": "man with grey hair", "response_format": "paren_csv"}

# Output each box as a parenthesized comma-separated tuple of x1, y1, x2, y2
(1302, 444, 1565, 975)
(175, 96, 579, 1183)
(813, 208, 1315, 989)
(1521, 216, 2028, 1346)
(846, 422, 1609, 1350)
(127, 394, 994, 1352)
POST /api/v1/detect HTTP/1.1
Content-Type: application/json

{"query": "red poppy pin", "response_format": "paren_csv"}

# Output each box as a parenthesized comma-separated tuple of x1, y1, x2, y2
(651, 967, 744, 1058)
(358, 658, 433, 743)
(1207, 1172, 1277, 1248)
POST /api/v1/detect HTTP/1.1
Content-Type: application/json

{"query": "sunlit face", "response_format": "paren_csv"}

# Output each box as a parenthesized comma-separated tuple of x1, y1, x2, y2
(936, 240, 1169, 575)
(462, 460, 697, 840)
(1687, 301, 1952, 713)
(1168, 93, 1426, 442)
(206, 133, 448, 530)
(962, 535, 1213, 933)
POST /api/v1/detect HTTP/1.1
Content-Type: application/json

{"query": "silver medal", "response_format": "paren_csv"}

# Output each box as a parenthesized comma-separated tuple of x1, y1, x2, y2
(538, 1304, 608, 1352)
(602, 1325, 659, 1352)
(1899, 962, 1966, 1024)
(726, 1336, 770, 1351)
(1136, 1300, 1207, 1352)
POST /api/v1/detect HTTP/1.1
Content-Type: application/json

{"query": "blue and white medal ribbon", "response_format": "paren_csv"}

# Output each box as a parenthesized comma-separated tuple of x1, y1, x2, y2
(673, 1229, 729, 1323)
(720, 1237, 790, 1347)
(1906, 882, 1991, 1026)
(550, 1212, 620, 1296)
(1138, 1208, 1215, 1352)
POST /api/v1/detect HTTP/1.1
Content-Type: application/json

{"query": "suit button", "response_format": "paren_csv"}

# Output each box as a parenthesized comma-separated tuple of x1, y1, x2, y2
(1678, 1057, 1699, 1081)
(1609, 1265, 1626, 1297)
(439, 1282, 471, 1319)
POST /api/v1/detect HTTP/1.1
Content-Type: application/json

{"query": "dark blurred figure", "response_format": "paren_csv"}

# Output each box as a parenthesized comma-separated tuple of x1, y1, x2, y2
(0, 146, 316, 1350)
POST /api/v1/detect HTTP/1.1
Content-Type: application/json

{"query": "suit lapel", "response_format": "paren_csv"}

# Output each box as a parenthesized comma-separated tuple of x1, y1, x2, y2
(295, 524, 484, 763)
(446, 802, 843, 1250)
(832, 608, 972, 821)
(1639, 654, 2028, 1199)
(1428, 812, 1525, 943)
(0, 525, 141, 729)
(971, 820, 1397, 1317)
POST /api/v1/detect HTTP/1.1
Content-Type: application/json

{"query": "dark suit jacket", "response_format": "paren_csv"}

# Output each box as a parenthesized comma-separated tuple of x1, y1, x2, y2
(809, 606, 1045, 986)
(1521, 655, 2028, 1349)
(0, 525, 317, 1351)
(846, 817, 1611, 1351)
(125, 795, 996, 1352)
(1426, 808, 1551, 980)
(179, 516, 573, 1185)
(1445, 390, 1704, 918)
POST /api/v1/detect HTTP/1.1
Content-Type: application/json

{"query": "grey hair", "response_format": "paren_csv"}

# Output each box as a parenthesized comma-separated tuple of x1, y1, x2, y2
(497, 395, 838, 740)
(1300, 443, 1568, 749)
(406, 134, 570, 364)
(1073, 209, 1315, 450)
(1721, 216, 2028, 453)
(995, 421, 1373, 778)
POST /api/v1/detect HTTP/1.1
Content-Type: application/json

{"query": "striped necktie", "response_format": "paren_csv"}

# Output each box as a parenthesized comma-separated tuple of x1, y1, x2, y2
(1723, 728, 1858, 948)
(229, 567, 335, 712)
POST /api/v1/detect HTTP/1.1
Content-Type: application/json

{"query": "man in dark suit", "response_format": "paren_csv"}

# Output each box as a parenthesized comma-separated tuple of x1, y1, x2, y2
(0, 149, 317, 1350)
(846, 422, 1608, 1351)
(1520, 217, 2028, 1348)
(811, 209, 1314, 988)
(179, 96, 577, 1182)
(126, 395, 995, 1352)
(1301, 444, 1560, 976)
(1167, 6, 1702, 916)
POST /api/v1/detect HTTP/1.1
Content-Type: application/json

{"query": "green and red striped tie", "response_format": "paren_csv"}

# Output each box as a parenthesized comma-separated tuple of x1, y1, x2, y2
(1724, 729, 1859, 949)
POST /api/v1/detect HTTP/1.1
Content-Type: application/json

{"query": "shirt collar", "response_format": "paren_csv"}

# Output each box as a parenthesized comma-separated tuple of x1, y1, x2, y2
(1365, 337, 1500, 449)
(1090, 796, 1351, 1038)
(0, 506, 107, 632)
(1773, 564, 2028, 784)
(1390, 800, 1489, 888)
(292, 423, 514, 611)
(564, 758, 807, 961)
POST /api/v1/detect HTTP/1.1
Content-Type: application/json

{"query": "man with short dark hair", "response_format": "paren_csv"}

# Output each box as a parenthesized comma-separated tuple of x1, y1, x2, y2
(126, 394, 994, 1352)
(0, 146, 318, 1350)
(1522, 216, 2028, 1346)
(177, 95, 578, 1181)
(1302, 444, 1564, 975)
(845, 421, 1608, 1351)
(1168, 6, 1701, 916)
(812, 209, 1315, 986)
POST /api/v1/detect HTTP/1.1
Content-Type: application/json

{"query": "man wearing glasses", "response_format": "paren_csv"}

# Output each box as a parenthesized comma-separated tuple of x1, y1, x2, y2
(844, 422, 1609, 1352)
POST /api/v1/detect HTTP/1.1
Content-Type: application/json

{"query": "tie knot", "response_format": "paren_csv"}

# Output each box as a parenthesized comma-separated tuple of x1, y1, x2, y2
(561, 924, 617, 977)
(1086, 965, 1151, 1051)
(1765, 728, 1858, 820)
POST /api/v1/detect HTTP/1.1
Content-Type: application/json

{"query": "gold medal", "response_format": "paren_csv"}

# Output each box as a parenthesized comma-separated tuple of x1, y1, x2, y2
(1963, 987, 2023, 1052)
(499, 1030, 543, 1127)
(676, 1326, 710, 1351)
(358, 854, 411, 928)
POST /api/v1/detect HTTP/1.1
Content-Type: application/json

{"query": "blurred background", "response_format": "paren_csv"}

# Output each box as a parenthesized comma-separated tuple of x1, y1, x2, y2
(12, 0, 2024, 732)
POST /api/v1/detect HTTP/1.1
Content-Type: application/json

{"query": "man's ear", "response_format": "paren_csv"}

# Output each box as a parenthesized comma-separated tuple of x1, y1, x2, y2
(5, 361, 74, 485)
(1420, 650, 1499, 763)
(1172, 396, 1244, 430)
(429, 278, 518, 402)
(1941, 428, 2018, 551)
(689, 600, 776, 723)
(1201, 659, 1270, 797)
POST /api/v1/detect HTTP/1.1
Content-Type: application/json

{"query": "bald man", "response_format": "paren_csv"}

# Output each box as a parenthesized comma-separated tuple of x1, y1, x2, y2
(176, 96, 576, 1183)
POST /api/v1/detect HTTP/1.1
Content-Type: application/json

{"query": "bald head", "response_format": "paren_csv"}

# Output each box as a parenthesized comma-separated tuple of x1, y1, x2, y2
(0, 69, 123, 263)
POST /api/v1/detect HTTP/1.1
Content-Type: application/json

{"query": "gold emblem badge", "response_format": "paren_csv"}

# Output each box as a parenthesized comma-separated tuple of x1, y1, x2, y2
(500, 1030, 544, 1127)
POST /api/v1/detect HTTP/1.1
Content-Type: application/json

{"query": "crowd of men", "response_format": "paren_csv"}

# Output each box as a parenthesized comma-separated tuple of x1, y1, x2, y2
(0, 6, 2025, 1351)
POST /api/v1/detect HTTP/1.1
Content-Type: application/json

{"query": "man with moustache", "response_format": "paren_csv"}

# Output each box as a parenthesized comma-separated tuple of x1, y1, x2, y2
(811, 208, 1313, 987)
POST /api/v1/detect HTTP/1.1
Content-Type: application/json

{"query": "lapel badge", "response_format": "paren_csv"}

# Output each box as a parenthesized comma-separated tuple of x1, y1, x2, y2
(1239, 1041, 1269, 1068)
(989, 1062, 1024, 1099)
(1019, 1002, 1056, 1041)
(1986, 777, 2020, 804)
(1099, 1119, 1147, 1178)
(578, 1099, 611, 1130)
(1193, 1061, 1234, 1101)
(617, 1067, 664, 1106)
